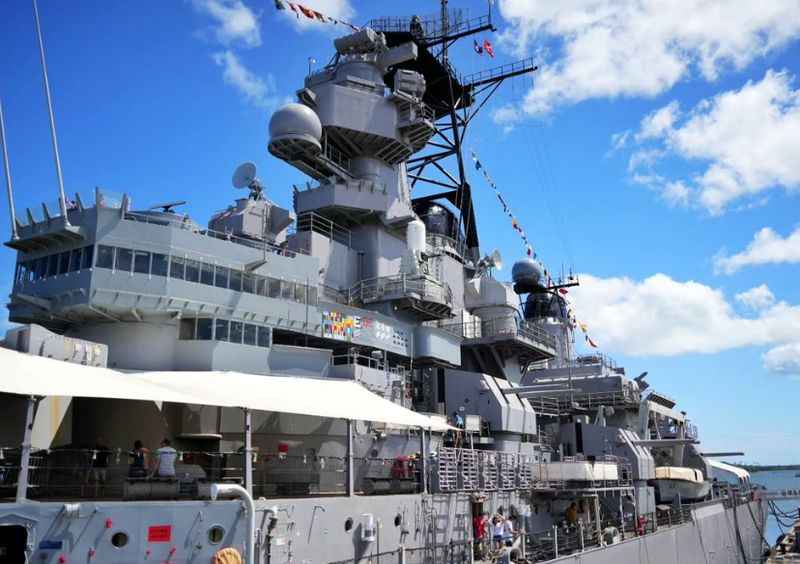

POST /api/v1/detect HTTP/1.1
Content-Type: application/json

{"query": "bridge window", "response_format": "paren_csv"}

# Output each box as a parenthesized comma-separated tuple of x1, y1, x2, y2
(58, 251, 71, 274)
(214, 265, 229, 289)
(242, 274, 255, 294)
(81, 245, 94, 269)
(97, 245, 114, 269)
(115, 248, 133, 273)
(257, 326, 271, 347)
(134, 251, 151, 275)
(229, 321, 243, 344)
(229, 269, 243, 292)
(200, 262, 214, 285)
(151, 253, 168, 277)
(69, 248, 82, 272)
(179, 318, 196, 340)
(197, 318, 213, 340)
(185, 258, 201, 282)
(243, 324, 257, 346)
(47, 253, 59, 276)
(170, 255, 186, 280)
(215, 319, 229, 342)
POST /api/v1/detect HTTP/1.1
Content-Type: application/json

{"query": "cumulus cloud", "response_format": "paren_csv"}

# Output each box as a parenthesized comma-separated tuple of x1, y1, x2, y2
(621, 70, 800, 214)
(569, 273, 800, 361)
(496, 0, 800, 117)
(191, 0, 262, 47)
(715, 226, 800, 274)
(212, 50, 278, 108)
(762, 343, 800, 377)
(635, 101, 680, 142)
(735, 284, 776, 310)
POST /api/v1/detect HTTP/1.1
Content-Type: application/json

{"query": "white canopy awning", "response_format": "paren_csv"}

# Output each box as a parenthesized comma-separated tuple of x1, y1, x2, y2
(709, 460, 750, 483)
(0, 348, 448, 430)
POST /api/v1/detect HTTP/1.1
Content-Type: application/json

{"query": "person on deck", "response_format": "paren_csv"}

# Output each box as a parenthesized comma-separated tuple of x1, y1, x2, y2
(128, 440, 150, 478)
(565, 502, 578, 527)
(151, 438, 178, 478)
(492, 515, 505, 549)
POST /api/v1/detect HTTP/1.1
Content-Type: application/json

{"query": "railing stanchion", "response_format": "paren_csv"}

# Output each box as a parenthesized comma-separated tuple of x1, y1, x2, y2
(16, 395, 40, 502)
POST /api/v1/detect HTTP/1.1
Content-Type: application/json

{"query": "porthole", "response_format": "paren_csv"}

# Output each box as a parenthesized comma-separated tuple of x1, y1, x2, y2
(208, 525, 225, 545)
(344, 517, 353, 532)
(111, 531, 129, 548)
(394, 514, 402, 527)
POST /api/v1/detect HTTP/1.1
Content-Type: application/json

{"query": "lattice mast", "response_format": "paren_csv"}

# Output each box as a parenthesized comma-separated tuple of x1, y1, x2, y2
(369, 1, 538, 261)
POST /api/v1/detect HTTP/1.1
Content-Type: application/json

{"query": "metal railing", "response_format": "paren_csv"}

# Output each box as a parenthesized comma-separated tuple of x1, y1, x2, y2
(433, 448, 632, 494)
(460, 57, 537, 88)
(559, 389, 640, 411)
(437, 317, 556, 350)
(123, 211, 308, 258)
(294, 211, 352, 247)
(1, 447, 432, 502)
(426, 233, 467, 259)
(349, 274, 452, 307)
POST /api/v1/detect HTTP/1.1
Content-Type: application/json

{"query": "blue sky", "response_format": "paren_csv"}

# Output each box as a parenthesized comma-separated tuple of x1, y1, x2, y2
(1, 0, 798, 463)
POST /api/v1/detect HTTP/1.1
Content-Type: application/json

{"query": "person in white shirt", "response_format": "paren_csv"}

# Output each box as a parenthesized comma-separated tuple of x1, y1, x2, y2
(492, 516, 505, 549)
(151, 438, 178, 478)
(503, 516, 515, 546)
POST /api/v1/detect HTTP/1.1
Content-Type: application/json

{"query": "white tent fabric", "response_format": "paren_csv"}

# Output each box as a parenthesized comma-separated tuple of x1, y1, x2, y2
(0, 348, 447, 430)
(709, 460, 750, 483)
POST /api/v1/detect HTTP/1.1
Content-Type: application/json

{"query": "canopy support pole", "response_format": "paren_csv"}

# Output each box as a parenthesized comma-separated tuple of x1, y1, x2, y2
(16, 395, 39, 502)
(346, 419, 354, 496)
(419, 427, 428, 494)
(243, 407, 253, 496)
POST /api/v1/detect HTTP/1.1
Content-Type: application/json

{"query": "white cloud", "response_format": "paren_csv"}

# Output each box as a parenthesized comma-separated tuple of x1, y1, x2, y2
(762, 343, 800, 376)
(715, 226, 800, 274)
(496, 0, 800, 116)
(635, 101, 679, 142)
(661, 181, 690, 207)
(192, 0, 262, 47)
(279, 0, 355, 32)
(623, 70, 800, 214)
(735, 284, 776, 310)
(212, 50, 278, 108)
(569, 273, 800, 359)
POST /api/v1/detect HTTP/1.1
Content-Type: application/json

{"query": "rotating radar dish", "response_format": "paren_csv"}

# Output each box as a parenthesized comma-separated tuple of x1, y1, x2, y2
(232, 162, 258, 189)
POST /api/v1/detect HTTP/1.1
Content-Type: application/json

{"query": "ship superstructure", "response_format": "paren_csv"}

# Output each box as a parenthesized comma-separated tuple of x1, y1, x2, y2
(0, 3, 772, 564)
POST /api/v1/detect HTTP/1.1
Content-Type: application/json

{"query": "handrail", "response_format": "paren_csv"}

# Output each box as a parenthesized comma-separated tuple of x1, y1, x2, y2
(124, 211, 308, 258)
(293, 211, 352, 247)
(349, 273, 452, 306)
(437, 316, 556, 350)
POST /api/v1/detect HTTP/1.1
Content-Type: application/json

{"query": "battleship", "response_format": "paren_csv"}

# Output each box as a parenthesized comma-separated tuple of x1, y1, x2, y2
(0, 2, 777, 563)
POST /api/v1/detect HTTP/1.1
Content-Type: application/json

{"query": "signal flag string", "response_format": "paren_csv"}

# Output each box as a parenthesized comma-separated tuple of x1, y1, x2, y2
(470, 149, 599, 350)
(274, 0, 360, 31)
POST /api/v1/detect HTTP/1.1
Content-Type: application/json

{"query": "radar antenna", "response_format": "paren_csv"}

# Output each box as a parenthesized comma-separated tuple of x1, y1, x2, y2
(369, 0, 539, 260)
(149, 200, 187, 213)
(475, 248, 502, 276)
(232, 161, 264, 199)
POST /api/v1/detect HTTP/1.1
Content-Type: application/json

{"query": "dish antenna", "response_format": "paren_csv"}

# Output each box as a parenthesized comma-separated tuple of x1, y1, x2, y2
(232, 161, 264, 199)
(476, 249, 503, 276)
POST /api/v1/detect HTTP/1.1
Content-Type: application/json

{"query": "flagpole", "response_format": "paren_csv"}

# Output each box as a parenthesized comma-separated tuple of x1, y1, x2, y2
(32, 0, 71, 226)
(0, 99, 19, 240)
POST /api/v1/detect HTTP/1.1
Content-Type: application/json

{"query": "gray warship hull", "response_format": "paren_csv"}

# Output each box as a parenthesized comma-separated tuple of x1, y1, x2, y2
(0, 494, 767, 563)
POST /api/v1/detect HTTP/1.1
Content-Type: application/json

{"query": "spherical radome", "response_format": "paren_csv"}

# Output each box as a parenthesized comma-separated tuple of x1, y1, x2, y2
(511, 258, 543, 286)
(268, 103, 323, 143)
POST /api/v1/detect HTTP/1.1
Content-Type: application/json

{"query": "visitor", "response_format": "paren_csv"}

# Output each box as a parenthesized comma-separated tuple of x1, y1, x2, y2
(151, 438, 178, 478)
(128, 440, 149, 478)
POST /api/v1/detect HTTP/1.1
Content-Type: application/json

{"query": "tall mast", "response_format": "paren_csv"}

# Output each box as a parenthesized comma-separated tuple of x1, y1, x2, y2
(0, 100, 19, 240)
(32, 0, 70, 225)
